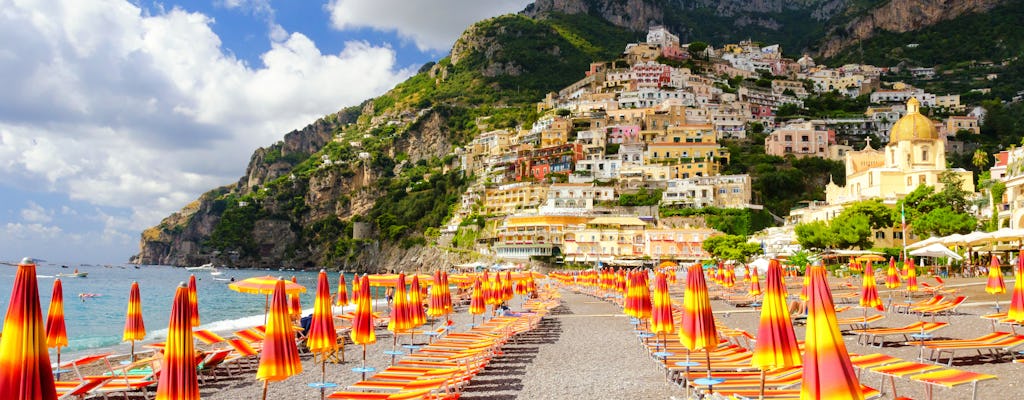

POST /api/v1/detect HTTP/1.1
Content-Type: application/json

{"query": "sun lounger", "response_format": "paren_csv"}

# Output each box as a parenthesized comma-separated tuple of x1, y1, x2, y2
(867, 361, 941, 397)
(893, 295, 944, 314)
(853, 321, 948, 347)
(923, 334, 1024, 366)
(722, 384, 881, 400)
(849, 353, 902, 378)
(193, 329, 228, 347)
(835, 314, 885, 330)
(911, 369, 997, 400)
(913, 296, 968, 321)
(55, 376, 112, 400)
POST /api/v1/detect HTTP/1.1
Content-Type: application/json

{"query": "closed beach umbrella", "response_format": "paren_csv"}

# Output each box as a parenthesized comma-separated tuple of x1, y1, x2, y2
(799, 268, 810, 302)
(678, 263, 719, 387)
(502, 271, 513, 302)
(335, 273, 349, 308)
(1007, 252, 1024, 323)
(635, 272, 652, 321)
(257, 279, 303, 400)
(849, 260, 862, 273)
(409, 275, 426, 328)
(0, 258, 57, 400)
(469, 278, 486, 322)
(743, 265, 752, 282)
(122, 281, 146, 361)
(624, 271, 637, 317)
(722, 266, 736, 288)
(289, 276, 302, 319)
(749, 266, 762, 296)
(45, 278, 68, 369)
(906, 258, 919, 293)
(859, 262, 883, 312)
(387, 274, 413, 333)
(489, 272, 504, 309)
(307, 270, 338, 398)
(441, 271, 453, 315)
(987, 256, 1006, 311)
(187, 274, 200, 327)
(427, 270, 446, 318)
(649, 272, 674, 353)
(752, 260, 801, 399)
(350, 274, 376, 346)
(801, 266, 862, 400)
(885, 257, 901, 289)
(155, 282, 200, 400)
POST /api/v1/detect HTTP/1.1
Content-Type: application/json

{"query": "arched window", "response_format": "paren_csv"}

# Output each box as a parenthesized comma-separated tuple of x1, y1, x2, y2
(921, 146, 929, 162)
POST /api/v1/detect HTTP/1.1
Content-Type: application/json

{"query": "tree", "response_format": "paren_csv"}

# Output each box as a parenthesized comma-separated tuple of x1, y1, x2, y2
(838, 199, 894, 230)
(688, 41, 708, 59)
(702, 234, 762, 261)
(830, 214, 873, 249)
(912, 207, 977, 237)
(972, 148, 990, 170)
(795, 221, 832, 250)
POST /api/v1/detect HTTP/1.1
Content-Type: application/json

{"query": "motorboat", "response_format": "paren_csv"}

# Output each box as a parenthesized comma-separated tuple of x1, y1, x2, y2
(57, 269, 88, 278)
(186, 263, 216, 271)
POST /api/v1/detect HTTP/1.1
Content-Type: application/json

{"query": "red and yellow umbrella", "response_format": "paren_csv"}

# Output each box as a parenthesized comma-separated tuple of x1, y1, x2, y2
(503, 271, 514, 302)
(752, 260, 802, 398)
(229, 276, 307, 295)
(721, 265, 735, 289)
(155, 282, 200, 400)
(257, 279, 303, 399)
(1008, 252, 1024, 323)
(649, 272, 674, 336)
(187, 274, 200, 327)
(635, 272, 652, 321)
(442, 272, 454, 315)
(859, 261, 883, 312)
(45, 278, 68, 368)
(427, 270, 446, 318)
(0, 259, 57, 400)
(986, 256, 1006, 295)
(307, 270, 338, 393)
(801, 266, 862, 400)
(679, 264, 719, 388)
(743, 265, 752, 282)
(800, 267, 810, 302)
(409, 275, 426, 328)
(884, 257, 901, 289)
(387, 274, 413, 333)
(468, 278, 486, 322)
(350, 274, 376, 346)
(488, 272, 504, 309)
(123, 281, 146, 360)
(749, 266, 762, 296)
(289, 276, 303, 319)
(335, 273, 349, 308)
(849, 260, 862, 273)
(906, 258, 919, 293)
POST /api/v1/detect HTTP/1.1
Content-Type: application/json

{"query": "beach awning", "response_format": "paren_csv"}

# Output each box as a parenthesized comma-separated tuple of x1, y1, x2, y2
(906, 236, 941, 250)
(909, 243, 962, 260)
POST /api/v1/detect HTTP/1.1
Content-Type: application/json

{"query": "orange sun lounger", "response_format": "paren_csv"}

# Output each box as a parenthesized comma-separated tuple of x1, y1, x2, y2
(911, 369, 997, 400)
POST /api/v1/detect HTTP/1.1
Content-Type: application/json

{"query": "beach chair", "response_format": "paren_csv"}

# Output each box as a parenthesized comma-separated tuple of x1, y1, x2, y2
(910, 369, 997, 400)
(852, 321, 948, 347)
(223, 338, 260, 372)
(832, 291, 859, 304)
(849, 353, 901, 379)
(55, 376, 112, 400)
(867, 361, 941, 397)
(923, 334, 1024, 366)
(196, 349, 233, 383)
(723, 384, 881, 400)
(981, 312, 1009, 331)
(192, 329, 228, 348)
(835, 314, 885, 330)
(913, 296, 968, 322)
(892, 295, 944, 314)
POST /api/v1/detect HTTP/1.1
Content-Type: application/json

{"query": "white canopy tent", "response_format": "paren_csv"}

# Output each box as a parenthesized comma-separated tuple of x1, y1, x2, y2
(909, 243, 963, 260)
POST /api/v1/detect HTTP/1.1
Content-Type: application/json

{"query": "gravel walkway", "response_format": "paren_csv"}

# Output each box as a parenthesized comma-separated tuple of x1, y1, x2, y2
(459, 290, 679, 399)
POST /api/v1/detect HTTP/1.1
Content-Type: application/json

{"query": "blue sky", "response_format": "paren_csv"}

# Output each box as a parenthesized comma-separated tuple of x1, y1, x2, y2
(0, 0, 531, 265)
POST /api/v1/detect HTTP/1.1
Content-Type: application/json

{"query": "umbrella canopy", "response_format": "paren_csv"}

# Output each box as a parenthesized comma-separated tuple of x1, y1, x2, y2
(721, 266, 736, 288)
(367, 273, 434, 287)
(155, 283, 200, 400)
(752, 260, 801, 370)
(409, 275, 426, 328)
(909, 243, 962, 260)
(229, 276, 307, 295)
(678, 264, 718, 351)
(289, 276, 302, 319)
(469, 278, 486, 316)
(257, 279, 303, 382)
(123, 281, 146, 342)
(748, 266, 762, 296)
(801, 266, 862, 400)
(387, 274, 414, 333)
(884, 257, 901, 289)
(307, 270, 338, 354)
(859, 262, 884, 311)
(349, 275, 376, 345)
(335, 273, 349, 307)
(1008, 252, 1024, 323)
(427, 270, 446, 318)
(906, 259, 918, 292)
(986, 256, 1006, 295)
(635, 272, 652, 320)
(187, 274, 200, 327)
(502, 271, 514, 302)
(45, 278, 68, 349)
(488, 272, 503, 306)
(441, 271, 453, 314)
(799, 271, 810, 302)
(0, 259, 57, 400)
(649, 272, 674, 335)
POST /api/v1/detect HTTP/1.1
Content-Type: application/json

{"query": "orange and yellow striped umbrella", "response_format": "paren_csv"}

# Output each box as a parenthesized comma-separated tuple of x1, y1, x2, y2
(427, 270, 445, 318)
(1008, 252, 1024, 323)
(350, 275, 376, 345)
(743, 265, 751, 282)
(752, 260, 801, 374)
(678, 264, 717, 351)
(441, 271, 453, 314)
(187, 274, 200, 327)
(905, 258, 918, 292)
(623, 271, 637, 317)
(122, 281, 146, 359)
(649, 272, 674, 335)
(859, 262, 883, 311)
(721, 266, 736, 288)
(45, 278, 68, 358)
(0, 259, 57, 400)
(469, 278, 486, 316)
(229, 276, 307, 295)
(257, 279, 303, 386)
(335, 272, 349, 308)
(635, 272, 652, 320)
(409, 275, 426, 328)
(986, 256, 1006, 295)
(488, 272, 504, 307)
(289, 276, 302, 319)
(801, 266, 862, 400)
(749, 266, 762, 296)
(502, 271, 514, 302)
(799, 267, 810, 302)
(155, 282, 200, 400)
(307, 270, 338, 355)
(885, 257, 901, 289)
(388, 274, 413, 333)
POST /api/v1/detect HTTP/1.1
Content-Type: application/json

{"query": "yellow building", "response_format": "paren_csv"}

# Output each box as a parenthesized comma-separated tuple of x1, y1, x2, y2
(483, 183, 549, 215)
(493, 215, 590, 260)
(563, 217, 649, 262)
(825, 98, 975, 205)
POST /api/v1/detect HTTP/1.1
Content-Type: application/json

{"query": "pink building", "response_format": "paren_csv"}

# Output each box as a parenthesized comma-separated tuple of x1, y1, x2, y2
(631, 61, 671, 88)
(608, 125, 641, 144)
(764, 120, 834, 158)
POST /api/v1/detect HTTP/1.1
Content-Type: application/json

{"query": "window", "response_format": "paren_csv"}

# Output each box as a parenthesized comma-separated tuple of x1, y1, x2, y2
(921, 147, 929, 161)
(875, 231, 886, 239)
(784, 135, 792, 141)
(801, 135, 809, 142)
(894, 232, 904, 239)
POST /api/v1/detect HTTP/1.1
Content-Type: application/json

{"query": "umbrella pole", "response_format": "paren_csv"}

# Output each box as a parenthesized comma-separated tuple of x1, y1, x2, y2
(391, 332, 398, 365)
(262, 380, 269, 400)
(320, 357, 327, 400)
(759, 368, 766, 400)
(265, 294, 269, 325)
(130, 340, 135, 362)
(684, 350, 691, 399)
(361, 344, 368, 380)
(56, 347, 61, 380)
(705, 347, 713, 393)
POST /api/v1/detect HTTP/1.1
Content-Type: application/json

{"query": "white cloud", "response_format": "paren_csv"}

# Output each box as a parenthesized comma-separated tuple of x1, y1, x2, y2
(326, 0, 532, 51)
(4, 222, 63, 240)
(20, 202, 53, 223)
(0, 0, 416, 257)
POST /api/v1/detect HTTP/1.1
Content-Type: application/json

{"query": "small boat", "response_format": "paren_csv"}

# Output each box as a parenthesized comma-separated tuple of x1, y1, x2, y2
(78, 293, 101, 299)
(210, 269, 223, 276)
(57, 269, 88, 278)
(186, 263, 215, 271)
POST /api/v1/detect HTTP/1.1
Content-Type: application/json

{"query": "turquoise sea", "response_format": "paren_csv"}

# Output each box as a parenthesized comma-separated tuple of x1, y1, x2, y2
(0, 264, 381, 359)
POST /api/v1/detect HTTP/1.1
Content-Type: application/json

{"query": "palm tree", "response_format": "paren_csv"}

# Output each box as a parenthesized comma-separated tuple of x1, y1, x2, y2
(972, 148, 989, 171)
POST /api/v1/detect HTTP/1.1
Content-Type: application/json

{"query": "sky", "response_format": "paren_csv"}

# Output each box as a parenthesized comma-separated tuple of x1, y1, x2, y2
(0, 0, 532, 265)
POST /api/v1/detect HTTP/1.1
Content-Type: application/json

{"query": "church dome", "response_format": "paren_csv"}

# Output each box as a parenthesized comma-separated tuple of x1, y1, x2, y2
(889, 98, 938, 143)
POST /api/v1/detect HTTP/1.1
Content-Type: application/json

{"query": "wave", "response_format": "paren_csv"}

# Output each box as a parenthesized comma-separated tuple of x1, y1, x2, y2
(36, 275, 54, 278)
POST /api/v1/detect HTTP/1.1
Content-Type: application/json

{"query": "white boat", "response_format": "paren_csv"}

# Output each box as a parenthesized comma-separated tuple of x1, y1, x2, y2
(186, 263, 215, 271)
(57, 270, 88, 278)
(210, 269, 223, 276)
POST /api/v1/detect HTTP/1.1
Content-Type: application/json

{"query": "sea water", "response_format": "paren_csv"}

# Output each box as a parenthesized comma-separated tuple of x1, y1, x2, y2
(0, 264, 385, 359)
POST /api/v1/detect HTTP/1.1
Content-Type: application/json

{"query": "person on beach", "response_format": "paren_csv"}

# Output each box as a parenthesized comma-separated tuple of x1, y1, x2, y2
(385, 287, 394, 307)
